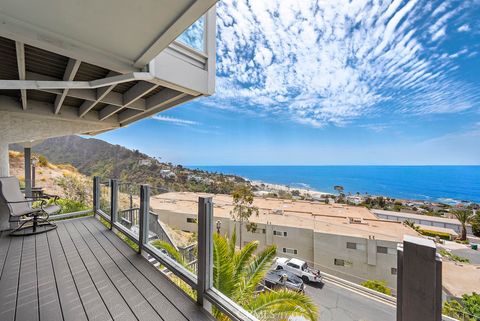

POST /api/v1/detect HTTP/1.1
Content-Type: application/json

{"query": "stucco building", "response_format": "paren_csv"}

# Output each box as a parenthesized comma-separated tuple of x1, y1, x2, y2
(150, 192, 419, 290)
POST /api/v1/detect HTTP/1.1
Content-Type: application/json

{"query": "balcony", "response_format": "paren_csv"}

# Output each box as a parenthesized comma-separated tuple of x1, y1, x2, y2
(0, 216, 214, 321)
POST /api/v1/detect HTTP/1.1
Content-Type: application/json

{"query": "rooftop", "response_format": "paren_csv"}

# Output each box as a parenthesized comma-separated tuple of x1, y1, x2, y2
(371, 209, 464, 225)
(150, 192, 419, 242)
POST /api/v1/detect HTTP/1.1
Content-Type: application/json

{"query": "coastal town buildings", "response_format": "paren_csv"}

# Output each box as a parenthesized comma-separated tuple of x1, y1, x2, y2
(150, 192, 420, 290)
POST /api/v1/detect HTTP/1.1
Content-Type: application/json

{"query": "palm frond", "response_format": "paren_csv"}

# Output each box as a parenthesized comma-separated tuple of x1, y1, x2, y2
(247, 290, 318, 321)
(151, 240, 186, 267)
(233, 240, 258, 279)
(213, 233, 235, 296)
(242, 245, 277, 292)
(228, 227, 237, 258)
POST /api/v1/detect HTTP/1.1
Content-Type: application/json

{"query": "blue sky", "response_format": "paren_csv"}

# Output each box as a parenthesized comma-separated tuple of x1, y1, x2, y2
(99, 0, 480, 165)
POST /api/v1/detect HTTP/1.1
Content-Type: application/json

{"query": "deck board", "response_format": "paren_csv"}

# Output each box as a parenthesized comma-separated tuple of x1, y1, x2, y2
(83, 218, 213, 321)
(0, 216, 214, 321)
(35, 231, 63, 321)
(80, 219, 188, 321)
(46, 223, 89, 321)
(0, 236, 23, 321)
(64, 222, 143, 321)
(16, 230, 39, 321)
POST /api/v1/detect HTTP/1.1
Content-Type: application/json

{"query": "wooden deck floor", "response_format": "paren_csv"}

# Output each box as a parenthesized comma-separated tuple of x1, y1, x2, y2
(0, 216, 214, 321)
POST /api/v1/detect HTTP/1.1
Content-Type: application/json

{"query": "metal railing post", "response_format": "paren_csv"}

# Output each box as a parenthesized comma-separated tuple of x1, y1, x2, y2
(397, 236, 442, 321)
(24, 147, 32, 198)
(197, 197, 213, 308)
(110, 179, 118, 229)
(93, 176, 100, 215)
(138, 184, 150, 254)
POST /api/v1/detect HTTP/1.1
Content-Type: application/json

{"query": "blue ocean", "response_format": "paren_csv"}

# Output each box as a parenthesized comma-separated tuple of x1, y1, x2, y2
(191, 166, 480, 204)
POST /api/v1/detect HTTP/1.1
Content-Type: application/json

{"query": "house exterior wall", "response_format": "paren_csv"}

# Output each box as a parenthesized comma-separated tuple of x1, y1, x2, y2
(313, 233, 398, 288)
(375, 212, 472, 235)
(152, 209, 400, 289)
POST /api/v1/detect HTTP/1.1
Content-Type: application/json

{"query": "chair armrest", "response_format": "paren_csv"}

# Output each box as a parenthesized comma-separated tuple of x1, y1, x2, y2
(7, 199, 38, 204)
(26, 194, 60, 205)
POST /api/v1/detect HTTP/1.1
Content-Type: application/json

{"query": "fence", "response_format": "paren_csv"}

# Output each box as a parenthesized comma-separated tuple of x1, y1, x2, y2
(92, 177, 257, 321)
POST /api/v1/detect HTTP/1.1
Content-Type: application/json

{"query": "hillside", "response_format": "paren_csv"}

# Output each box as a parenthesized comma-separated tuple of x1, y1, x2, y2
(9, 150, 83, 196)
(12, 135, 248, 193)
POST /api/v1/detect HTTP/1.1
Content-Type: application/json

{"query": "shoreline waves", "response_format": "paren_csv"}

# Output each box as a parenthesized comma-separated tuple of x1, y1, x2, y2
(191, 165, 480, 204)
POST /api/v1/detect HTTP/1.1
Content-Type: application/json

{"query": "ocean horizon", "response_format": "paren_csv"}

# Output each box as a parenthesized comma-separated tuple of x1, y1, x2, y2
(190, 165, 480, 204)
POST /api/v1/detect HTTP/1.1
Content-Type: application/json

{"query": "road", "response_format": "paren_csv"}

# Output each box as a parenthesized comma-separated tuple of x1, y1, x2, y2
(305, 280, 396, 321)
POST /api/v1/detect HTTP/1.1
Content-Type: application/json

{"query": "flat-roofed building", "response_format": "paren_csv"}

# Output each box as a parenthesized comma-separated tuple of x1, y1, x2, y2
(149, 192, 420, 290)
(372, 209, 473, 236)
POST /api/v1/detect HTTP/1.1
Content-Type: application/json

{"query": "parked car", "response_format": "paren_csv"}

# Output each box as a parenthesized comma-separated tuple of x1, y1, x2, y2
(263, 270, 305, 292)
(274, 257, 322, 283)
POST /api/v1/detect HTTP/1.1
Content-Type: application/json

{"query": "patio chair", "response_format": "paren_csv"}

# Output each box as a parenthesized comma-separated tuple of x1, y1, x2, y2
(0, 176, 59, 236)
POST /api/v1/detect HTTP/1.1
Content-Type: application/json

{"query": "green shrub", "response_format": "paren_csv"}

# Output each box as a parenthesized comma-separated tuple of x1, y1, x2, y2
(438, 249, 470, 263)
(42, 198, 89, 214)
(55, 174, 92, 205)
(361, 280, 392, 296)
(443, 292, 480, 320)
(419, 228, 452, 240)
(37, 155, 49, 167)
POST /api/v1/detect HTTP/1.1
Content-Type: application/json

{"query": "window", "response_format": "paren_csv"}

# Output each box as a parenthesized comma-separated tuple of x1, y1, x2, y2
(391, 267, 397, 275)
(274, 230, 288, 237)
(346, 242, 357, 249)
(286, 262, 300, 269)
(187, 217, 198, 223)
(254, 228, 266, 234)
(334, 258, 345, 266)
(282, 248, 298, 255)
(377, 246, 388, 254)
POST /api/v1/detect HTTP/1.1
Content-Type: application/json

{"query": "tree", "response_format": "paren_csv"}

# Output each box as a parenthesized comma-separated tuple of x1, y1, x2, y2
(471, 211, 480, 237)
(403, 220, 420, 232)
(154, 233, 318, 321)
(452, 209, 475, 241)
(443, 292, 480, 321)
(231, 185, 259, 248)
(334, 185, 344, 194)
(55, 173, 92, 205)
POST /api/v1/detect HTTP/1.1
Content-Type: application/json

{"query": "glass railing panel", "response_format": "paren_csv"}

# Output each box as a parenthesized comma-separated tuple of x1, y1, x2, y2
(115, 182, 141, 239)
(175, 15, 205, 53)
(145, 187, 199, 288)
(99, 180, 111, 216)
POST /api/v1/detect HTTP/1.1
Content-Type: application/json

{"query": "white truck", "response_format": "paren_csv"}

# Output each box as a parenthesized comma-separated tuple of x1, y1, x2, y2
(274, 257, 322, 283)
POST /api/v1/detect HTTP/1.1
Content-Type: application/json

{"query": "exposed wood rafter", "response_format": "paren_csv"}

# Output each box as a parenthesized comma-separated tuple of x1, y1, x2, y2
(26, 72, 147, 111)
(98, 81, 158, 121)
(118, 88, 184, 123)
(15, 41, 27, 110)
(54, 59, 81, 114)
(78, 72, 118, 117)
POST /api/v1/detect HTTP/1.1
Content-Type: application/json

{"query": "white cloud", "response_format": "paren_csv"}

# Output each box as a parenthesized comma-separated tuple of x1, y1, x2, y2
(458, 24, 471, 32)
(152, 115, 200, 126)
(431, 26, 446, 41)
(207, 0, 479, 127)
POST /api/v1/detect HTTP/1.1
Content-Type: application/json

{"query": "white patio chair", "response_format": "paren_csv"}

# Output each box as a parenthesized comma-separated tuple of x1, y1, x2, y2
(0, 176, 59, 236)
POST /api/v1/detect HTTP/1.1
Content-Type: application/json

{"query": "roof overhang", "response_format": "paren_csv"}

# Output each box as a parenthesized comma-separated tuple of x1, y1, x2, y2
(0, 0, 217, 72)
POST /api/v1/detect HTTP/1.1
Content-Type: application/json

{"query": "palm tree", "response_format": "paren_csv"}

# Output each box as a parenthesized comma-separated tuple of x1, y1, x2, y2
(452, 209, 474, 241)
(154, 233, 318, 321)
(403, 220, 420, 232)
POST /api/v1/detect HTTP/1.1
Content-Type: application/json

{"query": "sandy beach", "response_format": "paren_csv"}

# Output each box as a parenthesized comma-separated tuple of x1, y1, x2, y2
(250, 180, 334, 198)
